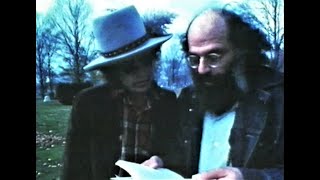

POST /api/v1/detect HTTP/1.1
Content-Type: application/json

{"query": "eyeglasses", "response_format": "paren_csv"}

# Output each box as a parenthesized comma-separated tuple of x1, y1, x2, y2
(187, 53, 222, 69)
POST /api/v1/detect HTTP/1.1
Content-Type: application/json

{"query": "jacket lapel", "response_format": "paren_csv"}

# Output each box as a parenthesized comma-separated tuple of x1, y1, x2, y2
(230, 89, 271, 167)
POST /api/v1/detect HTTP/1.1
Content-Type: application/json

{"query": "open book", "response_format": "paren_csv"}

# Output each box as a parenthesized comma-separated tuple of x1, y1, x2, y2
(110, 160, 192, 180)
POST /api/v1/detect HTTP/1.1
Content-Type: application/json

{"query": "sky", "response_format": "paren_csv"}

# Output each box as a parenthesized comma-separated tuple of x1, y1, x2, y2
(36, 0, 283, 80)
(36, 0, 245, 33)
(36, 0, 245, 75)
(36, 0, 243, 14)
(36, 0, 283, 34)
(36, 0, 54, 14)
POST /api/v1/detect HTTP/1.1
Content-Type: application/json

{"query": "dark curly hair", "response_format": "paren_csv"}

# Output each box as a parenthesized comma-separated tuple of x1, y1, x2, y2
(99, 47, 160, 89)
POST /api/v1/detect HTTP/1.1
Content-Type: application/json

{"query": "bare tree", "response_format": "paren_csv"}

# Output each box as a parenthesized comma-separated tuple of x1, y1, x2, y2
(36, 13, 59, 99)
(48, 0, 95, 83)
(236, 0, 284, 71)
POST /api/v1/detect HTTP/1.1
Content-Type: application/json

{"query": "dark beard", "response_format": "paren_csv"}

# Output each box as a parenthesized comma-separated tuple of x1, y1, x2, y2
(193, 73, 238, 115)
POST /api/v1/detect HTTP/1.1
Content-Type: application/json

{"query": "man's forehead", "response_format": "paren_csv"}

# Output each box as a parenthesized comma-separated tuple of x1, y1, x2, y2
(187, 11, 229, 55)
(188, 11, 227, 38)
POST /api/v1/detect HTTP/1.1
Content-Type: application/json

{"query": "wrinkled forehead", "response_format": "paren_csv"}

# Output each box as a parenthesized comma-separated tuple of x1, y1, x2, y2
(188, 11, 228, 40)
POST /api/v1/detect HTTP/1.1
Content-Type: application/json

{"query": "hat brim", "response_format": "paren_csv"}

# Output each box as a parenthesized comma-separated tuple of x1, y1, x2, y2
(84, 34, 172, 71)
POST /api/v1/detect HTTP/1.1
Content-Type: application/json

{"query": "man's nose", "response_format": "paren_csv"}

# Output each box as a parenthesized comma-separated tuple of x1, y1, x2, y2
(197, 58, 211, 74)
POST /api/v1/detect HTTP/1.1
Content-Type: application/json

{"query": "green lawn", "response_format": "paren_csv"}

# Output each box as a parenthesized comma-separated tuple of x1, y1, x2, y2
(36, 100, 72, 180)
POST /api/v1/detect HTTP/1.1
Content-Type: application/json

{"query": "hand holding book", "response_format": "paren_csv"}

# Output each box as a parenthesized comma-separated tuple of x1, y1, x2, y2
(111, 160, 192, 180)
(140, 155, 164, 169)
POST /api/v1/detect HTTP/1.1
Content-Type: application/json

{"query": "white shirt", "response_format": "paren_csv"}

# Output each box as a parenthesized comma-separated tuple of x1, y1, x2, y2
(198, 109, 236, 173)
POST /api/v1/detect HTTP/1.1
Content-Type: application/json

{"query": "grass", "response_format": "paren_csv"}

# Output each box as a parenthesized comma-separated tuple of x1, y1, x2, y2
(36, 100, 72, 180)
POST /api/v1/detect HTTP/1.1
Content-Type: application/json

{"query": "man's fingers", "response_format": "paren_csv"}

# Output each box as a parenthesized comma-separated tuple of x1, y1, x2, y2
(202, 169, 227, 178)
(150, 156, 163, 167)
(192, 169, 227, 180)
(193, 168, 243, 180)
(141, 156, 163, 169)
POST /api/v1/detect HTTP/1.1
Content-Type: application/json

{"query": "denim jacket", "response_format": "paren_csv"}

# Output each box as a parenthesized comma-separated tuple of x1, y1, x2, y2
(175, 66, 284, 180)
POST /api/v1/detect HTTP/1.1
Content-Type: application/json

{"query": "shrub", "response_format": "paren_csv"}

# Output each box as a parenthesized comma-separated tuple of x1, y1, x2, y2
(55, 82, 92, 105)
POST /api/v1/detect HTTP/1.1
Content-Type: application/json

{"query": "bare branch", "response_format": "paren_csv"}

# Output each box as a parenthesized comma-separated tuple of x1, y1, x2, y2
(279, 33, 284, 45)
(47, 0, 93, 83)
(240, 0, 284, 69)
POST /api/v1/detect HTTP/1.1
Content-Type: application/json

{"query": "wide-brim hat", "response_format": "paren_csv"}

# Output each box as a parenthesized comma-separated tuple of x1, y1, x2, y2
(84, 5, 172, 71)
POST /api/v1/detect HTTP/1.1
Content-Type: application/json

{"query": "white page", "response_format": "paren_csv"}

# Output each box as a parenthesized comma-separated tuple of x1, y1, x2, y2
(112, 160, 185, 180)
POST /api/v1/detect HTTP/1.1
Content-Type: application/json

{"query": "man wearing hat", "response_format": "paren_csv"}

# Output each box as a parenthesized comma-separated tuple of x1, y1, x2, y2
(61, 5, 178, 180)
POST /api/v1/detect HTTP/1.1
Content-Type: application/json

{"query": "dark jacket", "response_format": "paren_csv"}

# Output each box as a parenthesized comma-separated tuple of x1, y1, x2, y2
(175, 67, 284, 180)
(61, 83, 178, 180)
